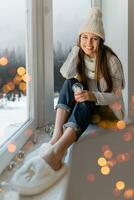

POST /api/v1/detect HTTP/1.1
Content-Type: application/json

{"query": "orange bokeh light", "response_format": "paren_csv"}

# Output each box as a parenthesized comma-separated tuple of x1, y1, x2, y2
(17, 66, 26, 76)
(7, 143, 16, 153)
(13, 75, 22, 85)
(0, 57, 8, 66)
(19, 82, 26, 92)
(104, 150, 113, 159)
(2, 84, 11, 93)
(124, 189, 134, 199)
(117, 120, 126, 130)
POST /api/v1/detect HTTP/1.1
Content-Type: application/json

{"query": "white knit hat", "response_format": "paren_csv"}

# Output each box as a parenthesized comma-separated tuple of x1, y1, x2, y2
(78, 7, 105, 40)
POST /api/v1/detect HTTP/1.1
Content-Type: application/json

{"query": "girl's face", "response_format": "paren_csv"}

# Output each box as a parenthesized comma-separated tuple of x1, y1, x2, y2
(80, 32, 100, 58)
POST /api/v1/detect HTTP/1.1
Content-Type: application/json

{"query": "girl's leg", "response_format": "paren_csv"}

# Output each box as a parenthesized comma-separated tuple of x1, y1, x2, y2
(49, 108, 69, 145)
(50, 78, 80, 145)
(43, 127, 77, 170)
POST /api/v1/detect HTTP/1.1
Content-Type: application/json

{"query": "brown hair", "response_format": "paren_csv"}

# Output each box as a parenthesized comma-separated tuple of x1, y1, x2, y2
(77, 38, 123, 92)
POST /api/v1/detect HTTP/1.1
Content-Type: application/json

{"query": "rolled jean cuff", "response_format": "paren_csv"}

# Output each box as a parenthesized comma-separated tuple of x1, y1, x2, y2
(63, 122, 81, 132)
(63, 122, 82, 141)
(55, 103, 71, 112)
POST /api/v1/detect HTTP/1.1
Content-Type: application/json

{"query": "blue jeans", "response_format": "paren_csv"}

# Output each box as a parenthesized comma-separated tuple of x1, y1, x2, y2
(56, 78, 96, 140)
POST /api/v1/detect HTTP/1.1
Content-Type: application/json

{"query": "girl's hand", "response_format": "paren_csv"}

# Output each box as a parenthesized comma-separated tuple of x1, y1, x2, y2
(74, 90, 96, 102)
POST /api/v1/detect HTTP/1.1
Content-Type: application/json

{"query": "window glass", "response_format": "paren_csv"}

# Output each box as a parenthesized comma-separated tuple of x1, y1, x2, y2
(53, 0, 92, 106)
(0, 0, 30, 146)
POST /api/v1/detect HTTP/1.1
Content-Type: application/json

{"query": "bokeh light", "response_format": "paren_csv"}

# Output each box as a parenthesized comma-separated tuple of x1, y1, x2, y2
(111, 102, 122, 110)
(103, 150, 113, 159)
(13, 75, 22, 85)
(2, 84, 11, 93)
(19, 82, 26, 92)
(17, 66, 26, 76)
(124, 188, 134, 199)
(107, 159, 116, 168)
(116, 180, 125, 190)
(97, 157, 107, 167)
(101, 144, 110, 153)
(0, 57, 8, 66)
(116, 153, 130, 163)
(87, 173, 95, 183)
(7, 143, 16, 153)
(113, 187, 121, 197)
(100, 166, 110, 175)
(123, 132, 132, 142)
(117, 120, 126, 130)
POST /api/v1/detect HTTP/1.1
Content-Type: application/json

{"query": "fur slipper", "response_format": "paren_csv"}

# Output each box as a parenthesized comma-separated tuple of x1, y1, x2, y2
(24, 143, 53, 162)
(10, 156, 68, 196)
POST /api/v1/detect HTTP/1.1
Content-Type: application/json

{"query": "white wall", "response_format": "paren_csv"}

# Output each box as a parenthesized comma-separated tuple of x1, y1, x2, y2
(102, 0, 129, 121)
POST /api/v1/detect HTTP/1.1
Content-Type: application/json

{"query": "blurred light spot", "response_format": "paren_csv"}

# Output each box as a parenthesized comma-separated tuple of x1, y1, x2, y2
(116, 153, 130, 163)
(7, 82, 15, 91)
(87, 173, 95, 183)
(0, 57, 8, 66)
(19, 82, 26, 92)
(13, 75, 22, 85)
(101, 144, 110, 153)
(22, 74, 32, 82)
(104, 150, 113, 159)
(131, 95, 134, 103)
(2, 84, 11, 93)
(111, 102, 122, 110)
(17, 66, 26, 76)
(97, 157, 107, 166)
(25, 129, 33, 137)
(100, 166, 110, 175)
(117, 120, 126, 130)
(107, 159, 116, 168)
(92, 114, 101, 123)
(116, 181, 125, 190)
(98, 120, 107, 128)
(115, 88, 121, 97)
(123, 132, 132, 142)
(7, 143, 16, 153)
(113, 187, 121, 197)
(124, 189, 134, 199)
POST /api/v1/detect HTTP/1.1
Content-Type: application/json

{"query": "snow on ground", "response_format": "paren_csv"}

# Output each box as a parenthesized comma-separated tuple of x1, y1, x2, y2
(0, 96, 59, 146)
(0, 96, 28, 146)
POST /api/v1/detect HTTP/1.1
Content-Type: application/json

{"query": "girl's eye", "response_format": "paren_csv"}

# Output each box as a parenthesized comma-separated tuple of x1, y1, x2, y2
(81, 36, 88, 39)
(93, 37, 98, 40)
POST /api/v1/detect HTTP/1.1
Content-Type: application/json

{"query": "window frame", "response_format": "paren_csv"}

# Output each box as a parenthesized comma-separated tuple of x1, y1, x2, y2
(0, 0, 38, 174)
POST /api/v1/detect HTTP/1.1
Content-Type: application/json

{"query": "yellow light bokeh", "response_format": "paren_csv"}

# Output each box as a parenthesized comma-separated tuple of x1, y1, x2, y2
(100, 166, 110, 175)
(104, 150, 113, 159)
(0, 57, 8, 66)
(116, 181, 125, 190)
(117, 120, 126, 130)
(19, 82, 26, 92)
(97, 157, 107, 166)
(17, 66, 26, 76)
(7, 143, 16, 153)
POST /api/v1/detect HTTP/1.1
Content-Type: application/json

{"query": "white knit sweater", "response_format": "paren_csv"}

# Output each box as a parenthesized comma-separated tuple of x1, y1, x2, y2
(60, 46, 125, 120)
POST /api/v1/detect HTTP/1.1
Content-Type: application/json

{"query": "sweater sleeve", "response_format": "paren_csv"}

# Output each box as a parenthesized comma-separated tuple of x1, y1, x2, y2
(92, 55, 125, 105)
(60, 46, 80, 79)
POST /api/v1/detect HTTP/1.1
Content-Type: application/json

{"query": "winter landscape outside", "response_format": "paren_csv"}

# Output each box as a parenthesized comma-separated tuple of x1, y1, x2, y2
(0, 0, 28, 146)
(0, 0, 91, 146)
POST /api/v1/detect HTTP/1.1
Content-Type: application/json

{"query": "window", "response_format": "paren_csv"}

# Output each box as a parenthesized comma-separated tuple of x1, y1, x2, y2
(0, 0, 37, 174)
(53, 0, 92, 106)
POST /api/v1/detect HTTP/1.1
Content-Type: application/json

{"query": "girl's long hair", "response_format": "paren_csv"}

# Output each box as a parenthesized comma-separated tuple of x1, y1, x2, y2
(77, 38, 123, 92)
